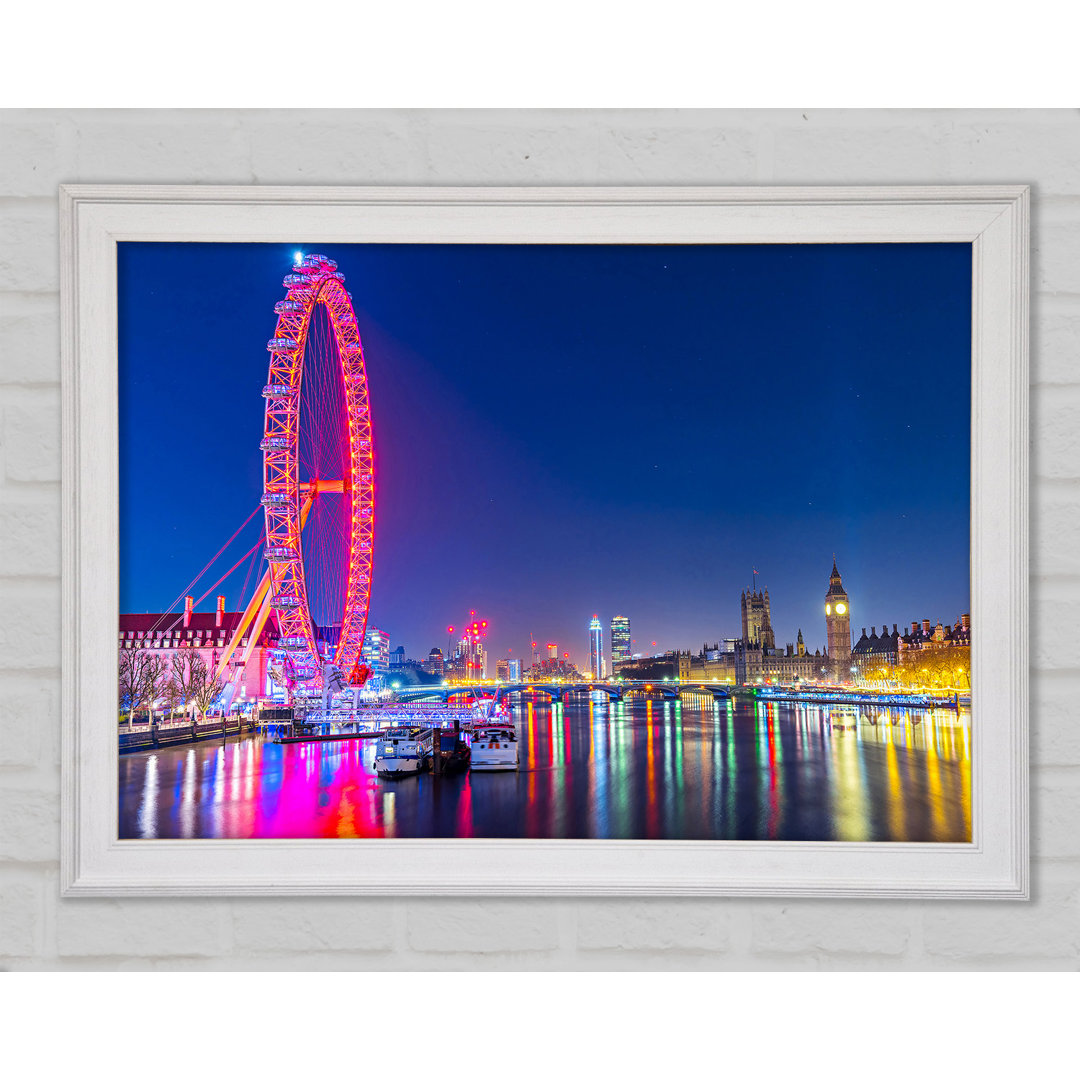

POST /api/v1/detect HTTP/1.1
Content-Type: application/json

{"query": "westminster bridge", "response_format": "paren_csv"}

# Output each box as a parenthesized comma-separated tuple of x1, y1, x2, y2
(393, 681, 733, 704)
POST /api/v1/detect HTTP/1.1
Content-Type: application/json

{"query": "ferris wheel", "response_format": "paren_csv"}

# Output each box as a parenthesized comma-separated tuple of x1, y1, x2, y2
(257, 253, 374, 685)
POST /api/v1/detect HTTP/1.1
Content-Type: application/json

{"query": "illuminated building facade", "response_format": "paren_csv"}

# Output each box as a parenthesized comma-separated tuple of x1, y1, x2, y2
(896, 615, 971, 687)
(851, 623, 900, 682)
(118, 595, 280, 706)
(361, 626, 390, 688)
(588, 615, 605, 679)
(507, 658, 522, 681)
(422, 647, 444, 676)
(610, 615, 631, 667)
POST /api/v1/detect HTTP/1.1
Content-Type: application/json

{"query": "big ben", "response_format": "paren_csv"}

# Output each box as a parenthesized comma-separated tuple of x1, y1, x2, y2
(824, 561, 851, 683)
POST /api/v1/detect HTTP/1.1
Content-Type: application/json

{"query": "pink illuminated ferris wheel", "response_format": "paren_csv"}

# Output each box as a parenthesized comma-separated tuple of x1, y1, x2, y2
(259, 254, 374, 684)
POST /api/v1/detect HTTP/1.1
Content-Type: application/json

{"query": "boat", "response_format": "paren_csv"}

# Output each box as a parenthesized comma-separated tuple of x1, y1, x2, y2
(433, 726, 472, 774)
(373, 727, 429, 778)
(442, 740, 471, 774)
(469, 721, 519, 771)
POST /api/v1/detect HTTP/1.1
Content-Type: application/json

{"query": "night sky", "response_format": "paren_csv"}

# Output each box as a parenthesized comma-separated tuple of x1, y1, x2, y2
(118, 241, 971, 669)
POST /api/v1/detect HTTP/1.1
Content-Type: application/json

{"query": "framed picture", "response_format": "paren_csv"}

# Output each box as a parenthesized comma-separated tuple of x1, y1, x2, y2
(61, 185, 1028, 897)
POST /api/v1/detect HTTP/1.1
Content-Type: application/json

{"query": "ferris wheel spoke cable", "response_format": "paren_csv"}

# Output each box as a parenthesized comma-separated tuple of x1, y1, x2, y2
(235, 534, 262, 615)
(184, 536, 267, 616)
(147, 503, 263, 634)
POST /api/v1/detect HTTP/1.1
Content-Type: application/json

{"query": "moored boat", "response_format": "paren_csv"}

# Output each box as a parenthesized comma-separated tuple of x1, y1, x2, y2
(469, 722, 519, 771)
(373, 727, 429, 778)
(433, 726, 472, 774)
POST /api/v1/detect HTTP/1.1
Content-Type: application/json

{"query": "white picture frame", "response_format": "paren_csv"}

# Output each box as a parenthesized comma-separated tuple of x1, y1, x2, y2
(60, 184, 1028, 898)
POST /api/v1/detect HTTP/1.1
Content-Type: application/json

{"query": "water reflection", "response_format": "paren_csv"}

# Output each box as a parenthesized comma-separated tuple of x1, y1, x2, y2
(118, 698, 972, 842)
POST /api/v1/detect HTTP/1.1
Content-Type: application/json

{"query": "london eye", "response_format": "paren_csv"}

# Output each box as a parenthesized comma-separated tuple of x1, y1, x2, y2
(259, 253, 375, 686)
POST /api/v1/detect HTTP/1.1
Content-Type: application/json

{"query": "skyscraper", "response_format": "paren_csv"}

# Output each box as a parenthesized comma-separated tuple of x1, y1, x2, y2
(589, 615, 605, 679)
(611, 615, 631, 668)
(824, 561, 852, 683)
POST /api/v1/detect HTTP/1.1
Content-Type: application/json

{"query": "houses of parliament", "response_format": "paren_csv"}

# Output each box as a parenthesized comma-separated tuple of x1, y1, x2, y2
(613, 560, 970, 687)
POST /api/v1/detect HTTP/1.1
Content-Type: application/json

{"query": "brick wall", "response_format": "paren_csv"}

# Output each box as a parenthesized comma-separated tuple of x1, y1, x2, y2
(1, 109, 1077, 969)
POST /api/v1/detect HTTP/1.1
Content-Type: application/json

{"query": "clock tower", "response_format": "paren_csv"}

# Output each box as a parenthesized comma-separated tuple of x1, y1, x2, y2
(824, 560, 851, 683)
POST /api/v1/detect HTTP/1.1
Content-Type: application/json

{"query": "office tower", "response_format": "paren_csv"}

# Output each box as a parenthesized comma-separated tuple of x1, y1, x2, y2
(610, 614, 631, 667)
(589, 615, 605, 679)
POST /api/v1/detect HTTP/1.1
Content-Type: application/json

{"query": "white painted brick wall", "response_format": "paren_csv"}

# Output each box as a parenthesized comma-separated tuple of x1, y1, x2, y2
(1, 108, 1078, 970)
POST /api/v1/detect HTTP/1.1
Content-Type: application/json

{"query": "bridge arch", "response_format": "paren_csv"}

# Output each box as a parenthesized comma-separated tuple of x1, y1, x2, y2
(559, 683, 622, 702)
(676, 683, 734, 702)
(621, 683, 680, 701)
(497, 684, 565, 703)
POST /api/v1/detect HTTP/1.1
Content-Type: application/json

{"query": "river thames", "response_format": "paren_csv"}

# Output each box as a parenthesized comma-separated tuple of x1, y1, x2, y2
(118, 696, 971, 842)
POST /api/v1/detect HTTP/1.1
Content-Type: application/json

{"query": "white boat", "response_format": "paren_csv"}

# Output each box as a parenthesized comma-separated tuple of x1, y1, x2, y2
(373, 727, 428, 778)
(469, 721, 519, 771)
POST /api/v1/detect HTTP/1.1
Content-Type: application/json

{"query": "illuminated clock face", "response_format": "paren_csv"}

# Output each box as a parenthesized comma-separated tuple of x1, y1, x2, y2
(836, 602, 847, 615)
(825, 604, 831, 615)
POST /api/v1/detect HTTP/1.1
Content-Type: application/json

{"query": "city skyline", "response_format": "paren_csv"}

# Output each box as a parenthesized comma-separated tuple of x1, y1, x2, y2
(423, 556, 969, 676)
(119, 241, 971, 672)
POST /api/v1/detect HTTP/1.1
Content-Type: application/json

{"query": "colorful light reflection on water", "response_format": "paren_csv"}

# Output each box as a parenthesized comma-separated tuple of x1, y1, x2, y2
(118, 698, 971, 841)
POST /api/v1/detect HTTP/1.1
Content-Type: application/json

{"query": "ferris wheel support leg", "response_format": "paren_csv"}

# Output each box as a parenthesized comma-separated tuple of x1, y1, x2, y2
(215, 567, 272, 682)
(235, 586, 276, 680)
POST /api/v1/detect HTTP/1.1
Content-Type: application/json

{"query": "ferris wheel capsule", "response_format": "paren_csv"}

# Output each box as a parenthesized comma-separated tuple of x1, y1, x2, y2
(261, 384, 294, 399)
(260, 436, 289, 451)
(274, 300, 304, 314)
(261, 492, 290, 507)
(265, 546, 299, 561)
(267, 338, 297, 352)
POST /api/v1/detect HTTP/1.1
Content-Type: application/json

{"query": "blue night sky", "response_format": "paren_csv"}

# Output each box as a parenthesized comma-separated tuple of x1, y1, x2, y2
(118, 241, 971, 668)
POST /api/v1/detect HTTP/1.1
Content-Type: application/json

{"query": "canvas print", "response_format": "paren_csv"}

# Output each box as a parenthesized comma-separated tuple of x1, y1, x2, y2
(117, 241, 971, 842)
